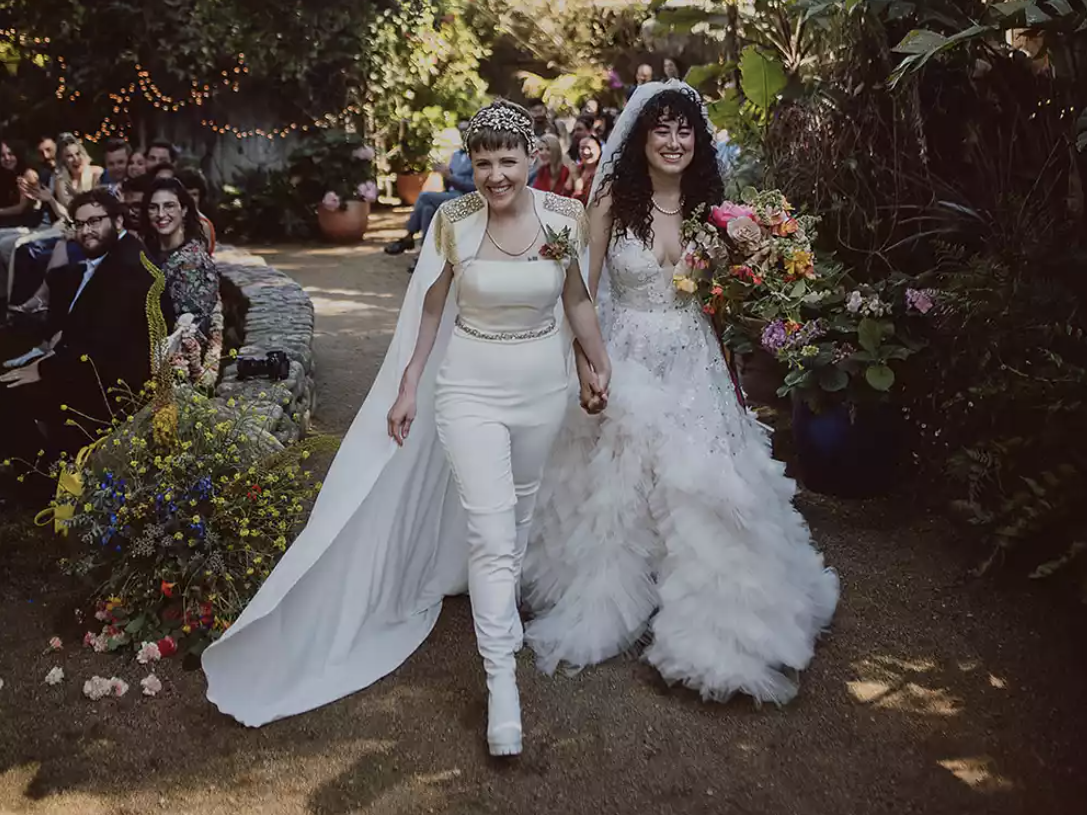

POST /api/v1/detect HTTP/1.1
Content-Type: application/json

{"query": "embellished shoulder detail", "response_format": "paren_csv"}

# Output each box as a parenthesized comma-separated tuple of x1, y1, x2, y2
(443, 192, 485, 223)
(543, 191, 590, 252)
(432, 193, 485, 266)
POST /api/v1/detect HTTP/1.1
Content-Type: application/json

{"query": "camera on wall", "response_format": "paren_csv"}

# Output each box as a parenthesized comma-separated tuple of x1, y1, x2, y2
(237, 350, 291, 382)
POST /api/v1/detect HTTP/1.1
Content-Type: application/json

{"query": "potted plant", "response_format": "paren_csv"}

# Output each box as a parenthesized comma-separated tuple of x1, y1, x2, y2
(389, 119, 436, 206)
(764, 279, 934, 496)
(289, 129, 378, 243)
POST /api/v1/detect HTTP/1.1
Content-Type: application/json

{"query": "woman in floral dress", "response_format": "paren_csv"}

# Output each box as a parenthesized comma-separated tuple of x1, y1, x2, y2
(141, 177, 222, 387)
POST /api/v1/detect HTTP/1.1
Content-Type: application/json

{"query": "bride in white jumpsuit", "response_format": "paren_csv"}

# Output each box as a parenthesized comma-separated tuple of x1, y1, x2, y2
(202, 101, 610, 758)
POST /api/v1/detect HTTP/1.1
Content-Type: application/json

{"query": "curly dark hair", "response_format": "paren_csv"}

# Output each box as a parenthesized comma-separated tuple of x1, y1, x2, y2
(595, 88, 723, 247)
(140, 177, 206, 252)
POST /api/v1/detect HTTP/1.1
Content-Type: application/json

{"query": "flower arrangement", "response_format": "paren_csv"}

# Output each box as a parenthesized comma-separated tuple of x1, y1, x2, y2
(764, 278, 934, 408)
(46, 381, 336, 655)
(539, 225, 574, 264)
(288, 128, 378, 213)
(671, 187, 840, 352)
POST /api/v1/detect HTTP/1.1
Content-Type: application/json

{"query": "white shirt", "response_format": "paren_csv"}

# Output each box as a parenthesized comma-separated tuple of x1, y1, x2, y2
(69, 230, 127, 314)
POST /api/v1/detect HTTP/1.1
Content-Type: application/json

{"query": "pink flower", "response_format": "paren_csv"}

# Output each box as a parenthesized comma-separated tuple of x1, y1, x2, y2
(356, 180, 378, 203)
(83, 676, 113, 700)
(352, 145, 376, 162)
(48, 636, 62, 651)
(320, 191, 341, 211)
(141, 673, 163, 697)
(709, 202, 756, 228)
(111, 677, 130, 698)
(906, 287, 935, 314)
(608, 70, 624, 90)
(136, 641, 162, 665)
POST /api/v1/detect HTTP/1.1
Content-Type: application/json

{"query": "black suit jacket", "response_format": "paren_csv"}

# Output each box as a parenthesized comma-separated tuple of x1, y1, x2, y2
(40, 233, 172, 423)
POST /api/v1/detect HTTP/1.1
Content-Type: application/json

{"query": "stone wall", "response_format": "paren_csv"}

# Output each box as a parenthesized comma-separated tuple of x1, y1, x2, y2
(211, 249, 317, 446)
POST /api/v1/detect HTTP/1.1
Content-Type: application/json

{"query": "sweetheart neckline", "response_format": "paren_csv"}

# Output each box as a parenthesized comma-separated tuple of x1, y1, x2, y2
(611, 234, 684, 277)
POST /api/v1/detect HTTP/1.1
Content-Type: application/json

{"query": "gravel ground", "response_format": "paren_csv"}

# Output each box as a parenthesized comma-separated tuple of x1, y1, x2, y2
(1, 209, 1085, 815)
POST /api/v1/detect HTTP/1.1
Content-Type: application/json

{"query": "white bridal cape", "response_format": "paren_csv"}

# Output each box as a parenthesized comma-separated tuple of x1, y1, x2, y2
(202, 189, 588, 726)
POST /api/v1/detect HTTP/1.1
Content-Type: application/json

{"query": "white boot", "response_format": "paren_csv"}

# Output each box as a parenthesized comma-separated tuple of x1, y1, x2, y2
(467, 509, 523, 757)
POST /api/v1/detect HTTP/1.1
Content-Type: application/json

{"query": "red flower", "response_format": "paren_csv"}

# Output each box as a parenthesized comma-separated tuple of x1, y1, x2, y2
(161, 580, 176, 598)
(157, 636, 178, 657)
(703, 304, 716, 315)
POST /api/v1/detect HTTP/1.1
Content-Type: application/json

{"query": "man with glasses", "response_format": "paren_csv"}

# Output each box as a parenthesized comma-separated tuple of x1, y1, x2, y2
(0, 189, 170, 490)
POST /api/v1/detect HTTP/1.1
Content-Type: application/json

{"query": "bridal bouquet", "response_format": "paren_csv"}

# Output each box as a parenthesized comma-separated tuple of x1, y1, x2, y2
(672, 188, 834, 349)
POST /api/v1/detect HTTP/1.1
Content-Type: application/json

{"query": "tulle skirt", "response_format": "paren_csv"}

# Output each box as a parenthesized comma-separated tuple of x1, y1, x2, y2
(524, 300, 840, 705)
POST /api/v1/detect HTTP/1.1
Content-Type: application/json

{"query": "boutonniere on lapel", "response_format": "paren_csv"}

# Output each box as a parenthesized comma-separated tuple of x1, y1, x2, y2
(539, 225, 575, 265)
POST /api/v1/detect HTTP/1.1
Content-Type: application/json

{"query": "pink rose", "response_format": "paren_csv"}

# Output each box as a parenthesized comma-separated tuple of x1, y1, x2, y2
(320, 191, 341, 211)
(352, 145, 376, 162)
(356, 180, 378, 203)
(709, 202, 756, 228)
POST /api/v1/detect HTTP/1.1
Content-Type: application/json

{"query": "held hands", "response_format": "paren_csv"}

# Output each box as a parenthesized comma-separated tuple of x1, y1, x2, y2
(578, 364, 610, 415)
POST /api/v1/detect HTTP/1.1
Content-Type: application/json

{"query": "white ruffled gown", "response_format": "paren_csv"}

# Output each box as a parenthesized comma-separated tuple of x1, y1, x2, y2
(523, 233, 840, 705)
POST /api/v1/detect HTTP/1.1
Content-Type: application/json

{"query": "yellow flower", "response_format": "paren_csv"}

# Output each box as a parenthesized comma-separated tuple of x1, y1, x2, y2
(83, 503, 93, 512)
(301, 450, 311, 460)
(182, 625, 192, 634)
(246, 568, 255, 576)
(192, 515, 201, 524)
(174, 532, 184, 541)
(673, 275, 697, 294)
(785, 250, 815, 279)
(253, 556, 263, 564)
(227, 398, 236, 408)
(240, 529, 250, 538)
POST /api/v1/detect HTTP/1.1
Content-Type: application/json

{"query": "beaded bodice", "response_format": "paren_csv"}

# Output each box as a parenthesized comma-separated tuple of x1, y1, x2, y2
(606, 232, 693, 314)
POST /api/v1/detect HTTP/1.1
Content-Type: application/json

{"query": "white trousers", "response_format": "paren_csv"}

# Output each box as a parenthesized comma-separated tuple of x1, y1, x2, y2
(435, 329, 568, 682)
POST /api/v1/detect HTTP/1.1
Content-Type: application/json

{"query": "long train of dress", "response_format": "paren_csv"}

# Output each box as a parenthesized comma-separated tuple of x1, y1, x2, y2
(523, 233, 840, 705)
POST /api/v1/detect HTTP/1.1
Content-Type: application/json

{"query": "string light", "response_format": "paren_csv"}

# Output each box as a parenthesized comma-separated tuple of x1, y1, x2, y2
(5, 29, 364, 144)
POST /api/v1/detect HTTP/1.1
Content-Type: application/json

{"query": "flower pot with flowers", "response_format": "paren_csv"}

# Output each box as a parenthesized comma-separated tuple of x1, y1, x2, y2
(762, 279, 935, 496)
(669, 187, 934, 496)
(388, 121, 436, 206)
(288, 129, 378, 243)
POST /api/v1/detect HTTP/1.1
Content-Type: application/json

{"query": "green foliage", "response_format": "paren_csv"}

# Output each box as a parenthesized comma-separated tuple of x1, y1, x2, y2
(289, 128, 377, 208)
(0, 0, 390, 136)
(739, 46, 788, 113)
(218, 168, 315, 243)
(365, 0, 489, 174)
(519, 67, 612, 116)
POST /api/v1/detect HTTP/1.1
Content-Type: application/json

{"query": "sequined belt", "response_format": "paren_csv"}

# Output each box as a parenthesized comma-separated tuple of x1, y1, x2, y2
(454, 315, 558, 343)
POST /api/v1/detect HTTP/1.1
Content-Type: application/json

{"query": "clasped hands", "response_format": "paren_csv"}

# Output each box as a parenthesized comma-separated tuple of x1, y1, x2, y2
(576, 358, 609, 416)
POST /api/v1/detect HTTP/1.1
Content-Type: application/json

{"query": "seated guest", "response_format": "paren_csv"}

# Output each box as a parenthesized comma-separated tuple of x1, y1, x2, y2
(142, 178, 220, 386)
(53, 133, 103, 210)
(0, 189, 170, 473)
(532, 134, 574, 196)
(36, 136, 57, 191)
(101, 138, 132, 187)
(127, 150, 147, 178)
(573, 134, 603, 206)
(121, 174, 151, 234)
(567, 114, 595, 163)
(384, 137, 475, 257)
(0, 142, 42, 229)
(142, 178, 219, 382)
(176, 168, 216, 253)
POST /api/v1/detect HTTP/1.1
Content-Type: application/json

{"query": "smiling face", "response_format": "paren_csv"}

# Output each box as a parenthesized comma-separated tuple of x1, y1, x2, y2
(72, 202, 121, 259)
(471, 146, 531, 212)
(62, 142, 85, 175)
(127, 152, 147, 178)
(0, 143, 16, 172)
(644, 113, 695, 177)
(147, 188, 186, 240)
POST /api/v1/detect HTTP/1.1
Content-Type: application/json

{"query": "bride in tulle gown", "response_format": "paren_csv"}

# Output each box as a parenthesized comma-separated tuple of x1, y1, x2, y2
(523, 81, 840, 705)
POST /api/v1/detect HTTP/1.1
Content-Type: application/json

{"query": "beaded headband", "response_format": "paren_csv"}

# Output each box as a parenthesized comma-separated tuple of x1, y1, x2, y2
(463, 105, 537, 153)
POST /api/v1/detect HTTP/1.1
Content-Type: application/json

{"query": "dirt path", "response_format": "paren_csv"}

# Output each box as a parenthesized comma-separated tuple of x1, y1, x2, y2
(1, 210, 1085, 815)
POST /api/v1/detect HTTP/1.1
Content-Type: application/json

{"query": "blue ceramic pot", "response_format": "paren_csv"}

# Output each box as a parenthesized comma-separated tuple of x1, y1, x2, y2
(792, 400, 905, 498)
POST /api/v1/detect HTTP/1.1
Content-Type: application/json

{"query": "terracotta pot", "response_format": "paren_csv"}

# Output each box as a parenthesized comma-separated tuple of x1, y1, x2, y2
(395, 173, 429, 206)
(317, 200, 371, 243)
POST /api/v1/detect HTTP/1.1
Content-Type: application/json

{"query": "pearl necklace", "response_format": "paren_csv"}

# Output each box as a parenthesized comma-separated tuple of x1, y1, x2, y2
(652, 197, 682, 216)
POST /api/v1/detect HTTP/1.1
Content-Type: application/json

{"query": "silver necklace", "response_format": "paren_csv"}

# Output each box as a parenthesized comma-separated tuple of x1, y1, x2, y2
(652, 197, 682, 216)
(486, 221, 542, 257)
